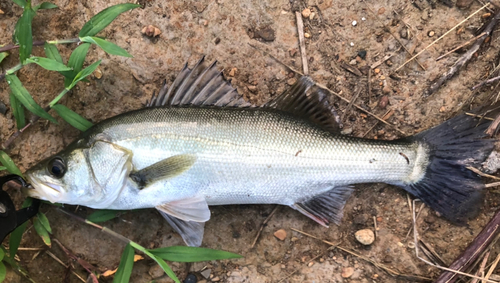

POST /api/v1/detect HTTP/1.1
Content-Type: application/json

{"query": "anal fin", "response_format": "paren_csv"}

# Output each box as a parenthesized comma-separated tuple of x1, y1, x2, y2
(292, 186, 353, 227)
(158, 210, 205, 247)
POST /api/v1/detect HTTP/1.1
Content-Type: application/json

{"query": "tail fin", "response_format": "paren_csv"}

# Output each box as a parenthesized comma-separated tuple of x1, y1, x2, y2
(406, 114, 494, 224)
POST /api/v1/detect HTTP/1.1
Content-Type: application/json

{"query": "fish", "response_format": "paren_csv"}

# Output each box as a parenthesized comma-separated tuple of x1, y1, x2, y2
(24, 57, 495, 246)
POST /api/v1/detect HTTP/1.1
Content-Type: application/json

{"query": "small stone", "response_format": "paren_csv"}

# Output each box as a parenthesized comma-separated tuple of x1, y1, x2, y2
(302, 8, 311, 18)
(247, 85, 257, 93)
(342, 267, 354, 278)
(184, 274, 197, 283)
(141, 25, 162, 37)
(357, 50, 367, 60)
(308, 262, 314, 267)
(228, 68, 236, 77)
(428, 30, 435, 37)
(94, 68, 103, 79)
(421, 10, 429, 21)
(374, 68, 380, 74)
(382, 85, 391, 94)
(291, 237, 299, 242)
(281, 264, 286, 269)
(350, 42, 354, 47)
(287, 78, 297, 86)
(341, 128, 353, 135)
(378, 7, 385, 14)
(355, 229, 375, 245)
(379, 75, 386, 80)
(482, 13, 492, 19)
(400, 28, 408, 39)
(214, 37, 221, 44)
(304, 32, 311, 38)
(352, 20, 357, 26)
(211, 277, 220, 282)
(349, 59, 357, 65)
(201, 269, 212, 279)
(383, 255, 393, 263)
(255, 27, 275, 42)
(309, 12, 315, 20)
(0, 9, 4, 14)
(274, 229, 287, 241)
(319, 258, 325, 263)
(439, 106, 446, 113)
(362, 17, 366, 21)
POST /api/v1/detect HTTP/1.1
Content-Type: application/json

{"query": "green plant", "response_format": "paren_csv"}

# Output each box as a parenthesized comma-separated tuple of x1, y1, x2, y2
(0, 2, 243, 282)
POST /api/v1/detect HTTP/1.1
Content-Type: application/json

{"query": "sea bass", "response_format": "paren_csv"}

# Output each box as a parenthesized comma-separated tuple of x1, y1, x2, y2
(24, 58, 494, 246)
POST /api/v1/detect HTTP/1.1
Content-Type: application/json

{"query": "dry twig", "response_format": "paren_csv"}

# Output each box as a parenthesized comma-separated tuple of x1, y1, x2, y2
(251, 205, 279, 248)
(295, 11, 308, 75)
(436, 32, 487, 61)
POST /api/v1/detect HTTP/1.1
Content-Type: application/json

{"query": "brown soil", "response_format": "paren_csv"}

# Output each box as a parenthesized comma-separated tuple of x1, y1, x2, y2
(1, 0, 500, 282)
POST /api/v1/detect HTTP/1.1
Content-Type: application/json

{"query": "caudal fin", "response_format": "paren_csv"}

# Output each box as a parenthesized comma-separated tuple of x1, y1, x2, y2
(406, 114, 495, 224)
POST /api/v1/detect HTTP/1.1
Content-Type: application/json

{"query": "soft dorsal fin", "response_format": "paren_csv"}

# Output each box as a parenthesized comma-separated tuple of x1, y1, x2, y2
(147, 57, 250, 108)
(265, 76, 342, 133)
(147, 58, 341, 132)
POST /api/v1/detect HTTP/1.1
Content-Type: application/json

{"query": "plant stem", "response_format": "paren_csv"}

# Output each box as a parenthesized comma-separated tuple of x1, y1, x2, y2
(46, 38, 80, 45)
(0, 38, 80, 53)
(49, 88, 69, 107)
(0, 63, 25, 82)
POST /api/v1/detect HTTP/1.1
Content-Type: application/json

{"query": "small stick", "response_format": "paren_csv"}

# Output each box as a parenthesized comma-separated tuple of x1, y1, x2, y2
(17, 247, 45, 251)
(393, 3, 490, 73)
(436, 32, 487, 61)
(295, 11, 309, 75)
(465, 112, 495, 121)
(45, 251, 86, 283)
(484, 253, 500, 282)
(251, 205, 279, 248)
(470, 251, 490, 283)
(485, 181, 500, 188)
(54, 238, 99, 283)
(373, 216, 378, 239)
(419, 240, 447, 266)
(466, 166, 500, 180)
(341, 88, 362, 122)
(426, 9, 500, 96)
(474, 75, 500, 90)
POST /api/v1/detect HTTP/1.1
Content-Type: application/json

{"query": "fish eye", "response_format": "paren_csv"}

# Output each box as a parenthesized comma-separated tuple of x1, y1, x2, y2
(47, 157, 66, 178)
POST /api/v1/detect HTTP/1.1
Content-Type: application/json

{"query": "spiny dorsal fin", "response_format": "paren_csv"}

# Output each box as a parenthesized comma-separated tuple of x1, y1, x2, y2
(147, 58, 341, 132)
(265, 76, 342, 133)
(147, 57, 250, 108)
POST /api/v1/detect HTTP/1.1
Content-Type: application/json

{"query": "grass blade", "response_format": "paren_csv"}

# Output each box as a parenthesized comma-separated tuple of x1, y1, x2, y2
(33, 216, 51, 247)
(113, 243, 134, 283)
(86, 210, 122, 223)
(33, 2, 58, 12)
(63, 43, 90, 87)
(79, 3, 140, 37)
(18, 8, 35, 63)
(36, 212, 52, 234)
(0, 52, 8, 64)
(129, 242, 180, 283)
(9, 198, 32, 258)
(43, 43, 63, 63)
(148, 246, 243, 262)
(80, 36, 132, 57)
(67, 60, 101, 90)
(6, 74, 57, 123)
(52, 104, 93, 131)
(0, 261, 6, 282)
(0, 166, 6, 171)
(27, 56, 72, 71)
(10, 93, 26, 129)
(0, 151, 23, 177)
(11, 0, 27, 8)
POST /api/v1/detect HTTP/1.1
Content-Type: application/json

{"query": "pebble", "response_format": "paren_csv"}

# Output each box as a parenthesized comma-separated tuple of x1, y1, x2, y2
(228, 68, 236, 77)
(94, 68, 103, 79)
(201, 269, 212, 279)
(355, 229, 375, 245)
(304, 32, 311, 38)
(358, 50, 367, 60)
(141, 25, 162, 37)
(309, 12, 315, 20)
(352, 20, 357, 26)
(400, 28, 408, 39)
(287, 78, 297, 86)
(428, 30, 435, 37)
(341, 267, 354, 278)
(377, 7, 385, 14)
(379, 75, 386, 80)
(382, 85, 391, 94)
(308, 262, 314, 267)
(349, 59, 357, 65)
(274, 229, 287, 241)
(0, 9, 4, 14)
(374, 68, 380, 74)
(247, 85, 257, 93)
(340, 128, 353, 135)
(211, 277, 220, 282)
(184, 274, 197, 283)
(302, 8, 311, 18)
(378, 95, 389, 109)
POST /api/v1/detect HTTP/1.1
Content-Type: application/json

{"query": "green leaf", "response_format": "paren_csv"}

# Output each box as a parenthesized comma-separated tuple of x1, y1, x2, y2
(113, 243, 135, 283)
(10, 93, 26, 129)
(0, 151, 23, 177)
(80, 36, 132, 57)
(0, 166, 6, 171)
(36, 212, 52, 234)
(148, 246, 243, 262)
(9, 198, 32, 258)
(6, 74, 57, 123)
(18, 8, 35, 63)
(0, 262, 6, 283)
(52, 104, 93, 131)
(129, 242, 180, 283)
(86, 209, 122, 223)
(79, 3, 140, 37)
(27, 56, 72, 71)
(0, 52, 8, 64)
(0, 247, 4, 261)
(67, 60, 101, 90)
(33, 216, 51, 247)
(11, 0, 27, 8)
(44, 43, 63, 63)
(33, 2, 58, 12)
(63, 43, 90, 87)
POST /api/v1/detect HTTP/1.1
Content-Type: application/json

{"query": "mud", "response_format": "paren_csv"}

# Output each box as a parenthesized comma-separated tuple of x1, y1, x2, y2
(1, 0, 500, 282)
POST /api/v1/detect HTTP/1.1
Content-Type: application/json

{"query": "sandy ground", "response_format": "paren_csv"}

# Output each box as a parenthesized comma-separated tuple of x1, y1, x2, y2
(1, 0, 500, 282)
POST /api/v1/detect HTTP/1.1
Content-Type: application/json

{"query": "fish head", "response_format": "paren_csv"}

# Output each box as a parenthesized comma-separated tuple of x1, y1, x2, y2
(24, 139, 133, 208)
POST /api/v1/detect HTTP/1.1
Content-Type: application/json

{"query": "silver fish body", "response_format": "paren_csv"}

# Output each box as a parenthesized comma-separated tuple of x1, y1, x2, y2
(25, 59, 494, 246)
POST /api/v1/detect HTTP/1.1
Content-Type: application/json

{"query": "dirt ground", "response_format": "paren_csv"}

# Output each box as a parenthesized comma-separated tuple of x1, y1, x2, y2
(1, 0, 500, 282)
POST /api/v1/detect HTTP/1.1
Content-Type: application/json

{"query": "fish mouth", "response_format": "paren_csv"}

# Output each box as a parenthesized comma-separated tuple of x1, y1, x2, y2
(24, 174, 63, 203)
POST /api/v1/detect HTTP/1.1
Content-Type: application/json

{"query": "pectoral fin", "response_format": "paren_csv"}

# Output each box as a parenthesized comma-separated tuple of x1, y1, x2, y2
(130, 154, 197, 189)
(292, 186, 353, 227)
(156, 195, 210, 247)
